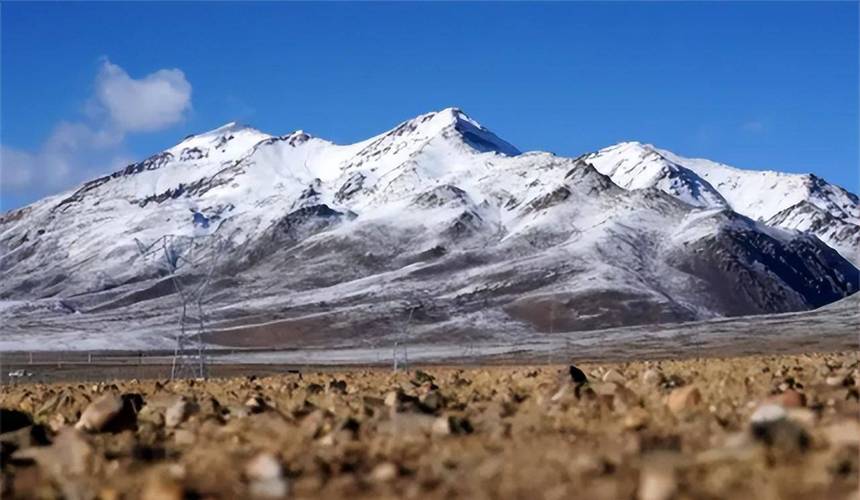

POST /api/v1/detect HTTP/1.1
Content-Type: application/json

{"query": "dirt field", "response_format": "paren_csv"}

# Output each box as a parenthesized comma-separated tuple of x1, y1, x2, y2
(1, 352, 858, 499)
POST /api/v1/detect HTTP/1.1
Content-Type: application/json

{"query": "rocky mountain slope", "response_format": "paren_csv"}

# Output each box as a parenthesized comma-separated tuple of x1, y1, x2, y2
(0, 108, 857, 350)
(583, 142, 860, 264)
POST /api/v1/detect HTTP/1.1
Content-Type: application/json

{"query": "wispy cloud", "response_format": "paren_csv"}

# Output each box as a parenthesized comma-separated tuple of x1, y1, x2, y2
(741, 120, 766, 134)
(1, 59, 192, 209)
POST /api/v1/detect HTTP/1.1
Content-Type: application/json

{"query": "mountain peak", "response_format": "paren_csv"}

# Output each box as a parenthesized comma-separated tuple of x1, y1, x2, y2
(195, 120, 261, 138)
(170, 121, 271, 158)
(176, 121, 264, 143)
(433, 106, 476, 125)
(360, 107, 520, 158)
(400, 107, 474, 132)
(422, 107, 521, 156)
(604, 141, 662, 156)
(432, 106, 466, 118)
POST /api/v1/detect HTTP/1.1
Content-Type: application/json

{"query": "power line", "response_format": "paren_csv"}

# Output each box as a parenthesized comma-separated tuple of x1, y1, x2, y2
(135, 233, 227, 380)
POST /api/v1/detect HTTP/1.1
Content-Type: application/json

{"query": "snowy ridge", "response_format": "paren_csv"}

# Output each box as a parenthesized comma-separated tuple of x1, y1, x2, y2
(584, 141, 860, 264)
(0, 108, 857, 350)
(582, 142, 729, 208)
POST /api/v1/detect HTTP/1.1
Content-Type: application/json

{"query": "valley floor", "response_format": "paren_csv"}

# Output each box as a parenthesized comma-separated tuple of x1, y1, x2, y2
(1, 352, 858, 499)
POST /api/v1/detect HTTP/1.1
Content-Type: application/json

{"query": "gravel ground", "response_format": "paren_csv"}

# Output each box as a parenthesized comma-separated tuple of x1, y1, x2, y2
(1, 352, 858, 499)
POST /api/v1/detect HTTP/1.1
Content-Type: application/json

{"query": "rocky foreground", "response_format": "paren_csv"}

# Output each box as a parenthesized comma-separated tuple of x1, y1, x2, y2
(1, 353, 858, 499)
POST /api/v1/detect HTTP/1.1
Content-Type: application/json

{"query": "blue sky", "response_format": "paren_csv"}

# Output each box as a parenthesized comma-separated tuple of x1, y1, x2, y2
(2, 2, 858, 210)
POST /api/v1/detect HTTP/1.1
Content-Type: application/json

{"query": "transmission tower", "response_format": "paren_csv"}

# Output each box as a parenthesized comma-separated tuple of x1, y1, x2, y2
(393, 299, 424, 372)
(135, 233, 226, 380)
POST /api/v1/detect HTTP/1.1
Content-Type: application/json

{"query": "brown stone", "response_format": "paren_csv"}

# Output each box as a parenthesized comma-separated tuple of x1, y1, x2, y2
(638, 455, 677, 500)
(371, 462, 399, 483)
(141, 478, 183, 500)
(173, 429, 196, 446)
(431, 416, 451, 436)
(768, 389, 805, 408)
(666, 386, 702, 414)
(13, 427, 100, 499)
(419, 391, 444, 412)
(602, 369, 626, 384)
(76, 394, 124, 432)
(822, 420, 860, 447)
(641, 369, 662, 386)
(165, 397, 193, 428)
(624, 407, 650, 430)
(246, 452, 289, 498)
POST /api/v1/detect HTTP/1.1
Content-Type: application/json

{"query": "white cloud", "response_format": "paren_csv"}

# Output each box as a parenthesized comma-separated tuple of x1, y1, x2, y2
(741, 120, 766, 134)
(46, 120, 124, 151)
(1, 128, 131, 203)
(0, 147, 38, 190)
(1, 60, 192, 209)
(94, 60, 192, 133)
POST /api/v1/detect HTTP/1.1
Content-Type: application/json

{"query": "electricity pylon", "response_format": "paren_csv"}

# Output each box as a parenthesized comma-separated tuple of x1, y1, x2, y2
(135, 233, 226, 380)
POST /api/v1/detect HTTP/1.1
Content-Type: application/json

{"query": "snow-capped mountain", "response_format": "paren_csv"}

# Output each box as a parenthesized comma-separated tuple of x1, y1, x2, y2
(583, 142, 860, 264)
(1, 108, 857, 350)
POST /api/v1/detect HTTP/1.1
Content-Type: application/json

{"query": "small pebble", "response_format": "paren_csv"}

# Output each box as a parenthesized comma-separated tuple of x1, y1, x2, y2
(432, 416, 451, 436)
(371, 462, 399, 482)
(638, 458, 677, 500)
(666, 386, 701, 414)
(641, 369, 662, 386)
(246, 452, 289, 498)
(751, 403, 787, 424)
(602, 369, 626, 384)
(76, 394, 124, 432)
(165, 397, 191, 428)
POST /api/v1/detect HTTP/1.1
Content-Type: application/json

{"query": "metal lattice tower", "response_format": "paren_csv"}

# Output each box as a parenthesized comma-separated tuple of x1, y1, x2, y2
(393, 301, 423, 372)
(135, 234, 226, 380)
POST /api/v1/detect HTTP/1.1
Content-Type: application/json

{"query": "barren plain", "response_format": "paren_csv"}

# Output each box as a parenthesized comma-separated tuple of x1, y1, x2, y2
(1, 352, 858, 499)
